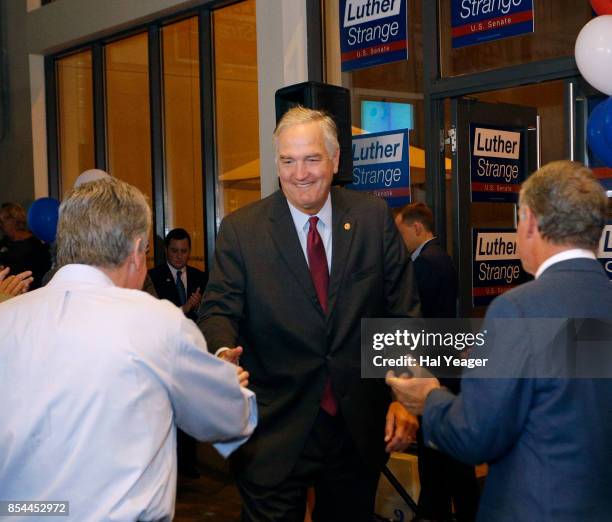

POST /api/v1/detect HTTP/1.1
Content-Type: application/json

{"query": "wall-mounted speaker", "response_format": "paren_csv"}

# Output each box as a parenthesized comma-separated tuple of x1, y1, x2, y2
(275, 81, 352, 185)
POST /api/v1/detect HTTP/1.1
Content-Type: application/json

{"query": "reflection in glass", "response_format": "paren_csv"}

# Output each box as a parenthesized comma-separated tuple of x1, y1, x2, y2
(213, 0, 260, 223)
(105, 32, 153, 265)
(162, 17, 205, 270)
(57, 50, 94, 195)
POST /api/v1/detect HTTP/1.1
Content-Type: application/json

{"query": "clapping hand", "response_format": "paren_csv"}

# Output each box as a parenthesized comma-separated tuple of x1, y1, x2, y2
(0, 267, 33, 298)
(182, 287, 203, 314)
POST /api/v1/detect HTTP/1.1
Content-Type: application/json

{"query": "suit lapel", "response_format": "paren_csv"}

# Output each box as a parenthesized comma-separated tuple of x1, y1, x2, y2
(161, 265, 181, 304)
(186, 266, 197, 296)
(267, 191, 323, 314)
(327, 187, 355, 317)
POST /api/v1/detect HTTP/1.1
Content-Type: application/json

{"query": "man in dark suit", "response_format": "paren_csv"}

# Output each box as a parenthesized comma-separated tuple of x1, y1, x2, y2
(149, 227, 208, 477)
(199, 106, 420, 521)
(395, 202, 479, 522)
(395, 203, 457, 318)
(149, 228, 207, 322)
(388, 161, 612, 521)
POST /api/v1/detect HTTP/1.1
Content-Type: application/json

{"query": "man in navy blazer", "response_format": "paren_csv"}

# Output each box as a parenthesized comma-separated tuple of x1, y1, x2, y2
(199, 106, 420, 521)
(388, 160, 612, 521)
(149, 228, 207, 322)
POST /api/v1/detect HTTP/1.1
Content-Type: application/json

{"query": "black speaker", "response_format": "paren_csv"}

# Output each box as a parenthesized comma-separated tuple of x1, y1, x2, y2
(275, 81, 352, 185)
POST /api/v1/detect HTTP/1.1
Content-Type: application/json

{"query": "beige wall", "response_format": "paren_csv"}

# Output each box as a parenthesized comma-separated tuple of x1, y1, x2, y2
(0, 1, 35, 206)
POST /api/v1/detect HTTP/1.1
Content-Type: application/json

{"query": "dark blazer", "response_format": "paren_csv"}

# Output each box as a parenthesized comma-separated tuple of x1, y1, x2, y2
(423, 258, 612, 521)
(148, 264, 207, 321)
(413, 239, 457, 318)
(199, 187, 420, 487)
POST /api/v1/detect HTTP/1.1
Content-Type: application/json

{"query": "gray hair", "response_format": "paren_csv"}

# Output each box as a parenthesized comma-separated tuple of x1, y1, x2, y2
(56, 178, 151, 268)
(519, 160, 607, 249)
(273, 106, 340, 158)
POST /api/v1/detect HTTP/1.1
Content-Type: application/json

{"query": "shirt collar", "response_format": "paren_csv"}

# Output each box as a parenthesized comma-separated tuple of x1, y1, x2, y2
(167, 263, 185, 279)
(411, 237, 435, 261)
(287, 193, 332, 232)
(535, 248, 596, 278)
(48, 264, 116, 287)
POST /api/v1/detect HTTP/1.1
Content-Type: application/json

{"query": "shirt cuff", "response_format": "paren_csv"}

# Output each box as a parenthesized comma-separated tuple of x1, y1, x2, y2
(213, 388, 258, 457)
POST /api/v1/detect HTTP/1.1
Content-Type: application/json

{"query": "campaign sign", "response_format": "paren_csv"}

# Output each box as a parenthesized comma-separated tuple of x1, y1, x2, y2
(470, 124, 524, 203)
(346, 129, 410, 208)
(451, 0, 534, 48)
(472, 228, 530, 307)
(339, 0, 408, 72)
(597, 223, 612, 281)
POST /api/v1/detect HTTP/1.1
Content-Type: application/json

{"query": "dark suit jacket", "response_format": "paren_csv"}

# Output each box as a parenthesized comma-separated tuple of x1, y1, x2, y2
(148, 264, 207, 321)
(423, 258, 612, 521)
(413, 239, 457, 319)
(199, 187, 420, 486)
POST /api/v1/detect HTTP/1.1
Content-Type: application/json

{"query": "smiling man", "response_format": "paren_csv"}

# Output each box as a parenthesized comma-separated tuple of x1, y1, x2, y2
(199, 106, 420, 521)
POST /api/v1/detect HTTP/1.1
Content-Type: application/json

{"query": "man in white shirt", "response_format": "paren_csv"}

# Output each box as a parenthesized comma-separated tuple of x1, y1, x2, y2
(0, 178, 256, 522)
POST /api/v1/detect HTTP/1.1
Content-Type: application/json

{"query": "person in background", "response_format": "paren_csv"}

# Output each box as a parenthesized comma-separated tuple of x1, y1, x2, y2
(387, 160, 612, 521)
(0, 177, 256, 522)
(149, 228, 206, 322)
(395, 203, 457, 319)
(395, 202, 479, 522)
(199, 106, 420, 522)
(0, 266, 32, 303)
(149, 227, 208, 478)
(0, 202, 51, 289)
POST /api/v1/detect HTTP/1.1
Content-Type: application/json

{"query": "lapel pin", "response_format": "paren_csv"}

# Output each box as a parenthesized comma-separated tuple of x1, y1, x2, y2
(344, 222, 351, 231)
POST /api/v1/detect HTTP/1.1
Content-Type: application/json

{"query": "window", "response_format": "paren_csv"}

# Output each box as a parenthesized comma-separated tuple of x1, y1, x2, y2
(213, 0, 260, 222)
(56, 50, 94, 195)
(162, 17, 205, 270)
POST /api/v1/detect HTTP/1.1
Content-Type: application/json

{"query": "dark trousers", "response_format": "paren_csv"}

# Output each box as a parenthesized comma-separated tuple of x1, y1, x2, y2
(236, 409, 380, 522)
(416, 428, 479, 522)
(177, 428, 198, 473)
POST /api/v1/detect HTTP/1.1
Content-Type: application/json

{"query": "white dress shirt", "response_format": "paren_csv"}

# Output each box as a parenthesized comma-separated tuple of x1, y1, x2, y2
(167, 262, 187, 289)
(535, 248, 596, 278)
(287, 193, 333, 272)
(0, 264, 257, 522)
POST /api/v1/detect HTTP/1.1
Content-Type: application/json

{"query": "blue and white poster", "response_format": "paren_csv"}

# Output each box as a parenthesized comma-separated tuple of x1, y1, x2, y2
(339, 0, 408, 72)
(472, 228, 531, 307)
(346, 129, 410, 208)
(451, 0, 534, 49)
(598, 223, 612, 281)
(470, 124, 524, 203)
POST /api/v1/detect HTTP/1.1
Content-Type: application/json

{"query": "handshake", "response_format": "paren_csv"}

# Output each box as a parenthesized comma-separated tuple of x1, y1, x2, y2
(385, 369, 441, 416)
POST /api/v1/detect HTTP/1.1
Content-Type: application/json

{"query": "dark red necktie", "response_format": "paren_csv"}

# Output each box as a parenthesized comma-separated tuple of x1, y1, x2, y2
(307, 216, 337, 416)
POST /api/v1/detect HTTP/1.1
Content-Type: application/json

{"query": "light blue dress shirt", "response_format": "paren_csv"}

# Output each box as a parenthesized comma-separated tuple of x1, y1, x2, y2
(0, 264, 257, 522)
(287, 193, 333, 273)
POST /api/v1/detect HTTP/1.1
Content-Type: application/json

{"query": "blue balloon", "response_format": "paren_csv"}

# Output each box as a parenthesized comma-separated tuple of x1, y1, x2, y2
(603, 96, 612, 149)
(27, 197, 60, 243)
(587, 99, 612, 168)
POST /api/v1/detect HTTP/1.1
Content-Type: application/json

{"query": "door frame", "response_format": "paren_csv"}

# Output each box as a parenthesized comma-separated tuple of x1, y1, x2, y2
(420, 0, 583, 254)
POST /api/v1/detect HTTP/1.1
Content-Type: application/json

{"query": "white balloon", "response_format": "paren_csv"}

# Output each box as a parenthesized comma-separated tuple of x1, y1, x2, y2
(575, 15, 612, 96)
